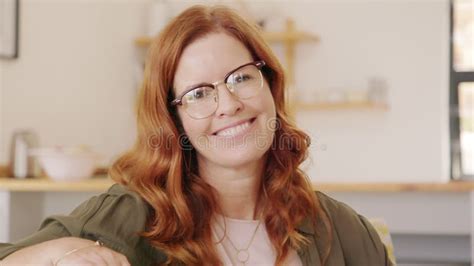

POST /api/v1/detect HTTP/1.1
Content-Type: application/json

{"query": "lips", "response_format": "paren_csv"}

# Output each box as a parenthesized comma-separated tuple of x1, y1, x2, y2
(212, 117, 256, 137)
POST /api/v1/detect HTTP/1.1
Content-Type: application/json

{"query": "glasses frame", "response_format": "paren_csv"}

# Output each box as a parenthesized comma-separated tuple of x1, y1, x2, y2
(170, 61, 266, 112)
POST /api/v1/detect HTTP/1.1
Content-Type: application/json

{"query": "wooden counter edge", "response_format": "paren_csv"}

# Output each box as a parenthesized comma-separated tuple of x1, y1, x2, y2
(312, 181, 474, 192)
(0, 177, 114, 192)
(1, 177, 473, 192)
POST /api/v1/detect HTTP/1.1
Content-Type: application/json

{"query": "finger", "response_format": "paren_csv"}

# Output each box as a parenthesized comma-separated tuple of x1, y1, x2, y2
(118, 253, 131, 266)
(113, 251, 131, 266)
(88, 249, 109, 266)
(57, 246, 108, 266)
(57, 254, 103, 266)
(91, 246, 121, 266)
(93, 246, 130, 266)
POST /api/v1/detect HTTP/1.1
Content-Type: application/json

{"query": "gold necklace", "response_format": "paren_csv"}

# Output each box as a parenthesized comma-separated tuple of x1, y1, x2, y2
(214, 216, 262, 265)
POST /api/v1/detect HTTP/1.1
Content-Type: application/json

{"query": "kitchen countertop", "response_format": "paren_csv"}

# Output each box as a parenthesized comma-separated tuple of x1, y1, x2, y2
(0, 176, 113, 192)
(1, 176, 473, 192)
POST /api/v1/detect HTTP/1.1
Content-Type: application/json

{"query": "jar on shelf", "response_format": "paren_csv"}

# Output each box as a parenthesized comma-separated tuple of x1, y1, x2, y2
(9, 130, 40, 178)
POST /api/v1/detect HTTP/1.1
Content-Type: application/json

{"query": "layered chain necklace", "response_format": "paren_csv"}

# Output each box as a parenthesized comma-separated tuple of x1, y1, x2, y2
(214, 216, 262, 265)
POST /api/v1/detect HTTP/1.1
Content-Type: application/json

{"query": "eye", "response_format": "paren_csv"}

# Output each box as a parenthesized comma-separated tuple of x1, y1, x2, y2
(229, 73, 252, 85)
(236, 74, 251, 83)
(183, 87, 214, 103)
(193, 88, 205, 98)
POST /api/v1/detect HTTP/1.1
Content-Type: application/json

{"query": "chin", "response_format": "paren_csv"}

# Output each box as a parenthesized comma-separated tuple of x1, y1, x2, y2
(211, 133, 274, 165)
(209, 149, 268, 169)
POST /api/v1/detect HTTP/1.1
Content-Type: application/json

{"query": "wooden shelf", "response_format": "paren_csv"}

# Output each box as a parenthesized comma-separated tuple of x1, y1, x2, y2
(134, 30, 319, 48)
(295, 101, 389, 111)
(262, 31, 319, 43)
(135, 36, 153, 47)
(0, 176, 114, 192)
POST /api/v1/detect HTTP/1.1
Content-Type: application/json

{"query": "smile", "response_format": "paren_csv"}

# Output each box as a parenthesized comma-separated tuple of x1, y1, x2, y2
(213, 118, 256, 137)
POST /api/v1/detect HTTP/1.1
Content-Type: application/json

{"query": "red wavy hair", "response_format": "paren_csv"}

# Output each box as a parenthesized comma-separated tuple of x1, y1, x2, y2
(110, 5, 330, 265)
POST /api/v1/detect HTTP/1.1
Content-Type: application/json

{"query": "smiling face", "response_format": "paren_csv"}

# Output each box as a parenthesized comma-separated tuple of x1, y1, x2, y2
(173, 32, 276, 174)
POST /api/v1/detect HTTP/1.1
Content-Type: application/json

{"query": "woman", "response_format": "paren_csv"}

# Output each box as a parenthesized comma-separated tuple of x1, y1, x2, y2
(0, 5, 392, 266)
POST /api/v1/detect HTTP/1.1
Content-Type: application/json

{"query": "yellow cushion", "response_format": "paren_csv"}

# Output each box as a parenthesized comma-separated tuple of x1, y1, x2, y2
(369, 218, 396, 265)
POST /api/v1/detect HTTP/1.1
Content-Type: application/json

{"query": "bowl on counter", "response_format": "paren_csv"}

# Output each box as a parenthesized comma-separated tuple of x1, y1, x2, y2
(29, 146, 101, 181)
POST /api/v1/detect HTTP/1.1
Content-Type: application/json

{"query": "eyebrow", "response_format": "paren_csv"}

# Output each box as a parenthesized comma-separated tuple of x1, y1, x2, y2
(184, 82, 212, 91)
(180, 63, 241, 91)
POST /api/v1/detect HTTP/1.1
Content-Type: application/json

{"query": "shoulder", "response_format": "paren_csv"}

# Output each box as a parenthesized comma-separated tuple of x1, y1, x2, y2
(314, 191, 391, 265)
(68, 184, 168, 265)
(96, 182, 149, 217)
(52, 183, 150, 230)
(24, 183, 150, 240)
(75, 183, 150, 240)
(73, 183, 161, 264)
(315, 190, 368, 229)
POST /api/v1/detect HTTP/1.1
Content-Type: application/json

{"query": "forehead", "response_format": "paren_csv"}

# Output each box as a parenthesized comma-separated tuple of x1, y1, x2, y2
(173, 32, 254, 95)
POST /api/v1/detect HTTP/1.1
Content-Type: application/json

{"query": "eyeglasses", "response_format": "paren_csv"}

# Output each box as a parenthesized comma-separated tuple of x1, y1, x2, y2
(171, 60, 266, 119)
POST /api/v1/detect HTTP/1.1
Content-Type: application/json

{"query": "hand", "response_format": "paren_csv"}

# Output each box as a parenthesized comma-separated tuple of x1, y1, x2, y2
(2, 237, 130, 266)
(51, 237, 130, 266)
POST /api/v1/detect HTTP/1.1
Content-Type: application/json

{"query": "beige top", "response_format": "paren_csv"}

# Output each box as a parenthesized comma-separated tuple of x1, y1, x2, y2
(213, 215, 302, 266)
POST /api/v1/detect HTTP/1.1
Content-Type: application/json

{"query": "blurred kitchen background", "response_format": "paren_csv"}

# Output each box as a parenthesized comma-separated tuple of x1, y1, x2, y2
(0, 0, 473, 265)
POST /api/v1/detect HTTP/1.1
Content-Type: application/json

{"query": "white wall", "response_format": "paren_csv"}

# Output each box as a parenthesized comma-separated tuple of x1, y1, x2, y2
(0, 0, 451, 183)
(0, 0, 149, 167)
(288, 0, 451, 183)
(0, 60, 3, 165)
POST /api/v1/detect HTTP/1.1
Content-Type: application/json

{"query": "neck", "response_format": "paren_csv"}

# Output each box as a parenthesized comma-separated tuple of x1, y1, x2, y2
(198, 158, 264, 220)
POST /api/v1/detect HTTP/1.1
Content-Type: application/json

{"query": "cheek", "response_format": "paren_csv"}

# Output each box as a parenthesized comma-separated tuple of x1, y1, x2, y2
(179, 112, 210, 142)
(182, 123, 212, 155)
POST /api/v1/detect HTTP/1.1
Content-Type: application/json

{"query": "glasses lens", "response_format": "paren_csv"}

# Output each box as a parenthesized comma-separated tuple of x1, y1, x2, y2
(226, 64, 263, 99)
(182, 86, 217, 119)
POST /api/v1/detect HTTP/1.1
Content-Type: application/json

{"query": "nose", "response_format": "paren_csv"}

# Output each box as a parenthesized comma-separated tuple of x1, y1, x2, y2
(214, 81, 243, 117)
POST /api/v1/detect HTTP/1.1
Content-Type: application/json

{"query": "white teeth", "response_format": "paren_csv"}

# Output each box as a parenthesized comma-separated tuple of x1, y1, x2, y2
(216, 121, 251, 137)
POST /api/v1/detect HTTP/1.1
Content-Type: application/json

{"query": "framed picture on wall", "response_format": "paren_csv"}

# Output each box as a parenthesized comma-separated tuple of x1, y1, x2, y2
(0, 0, 19, 59)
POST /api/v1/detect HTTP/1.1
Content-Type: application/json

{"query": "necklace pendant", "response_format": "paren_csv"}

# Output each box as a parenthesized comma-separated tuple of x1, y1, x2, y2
(236, 249, 249, 263)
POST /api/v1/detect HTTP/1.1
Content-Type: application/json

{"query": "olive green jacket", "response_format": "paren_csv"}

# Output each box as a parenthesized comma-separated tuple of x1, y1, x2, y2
(0, 184, 393, 265)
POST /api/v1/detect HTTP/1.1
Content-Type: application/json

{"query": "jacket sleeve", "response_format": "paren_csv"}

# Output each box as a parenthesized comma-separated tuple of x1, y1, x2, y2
(0, 184, 164, 265)
(316, 191, 394, 266)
